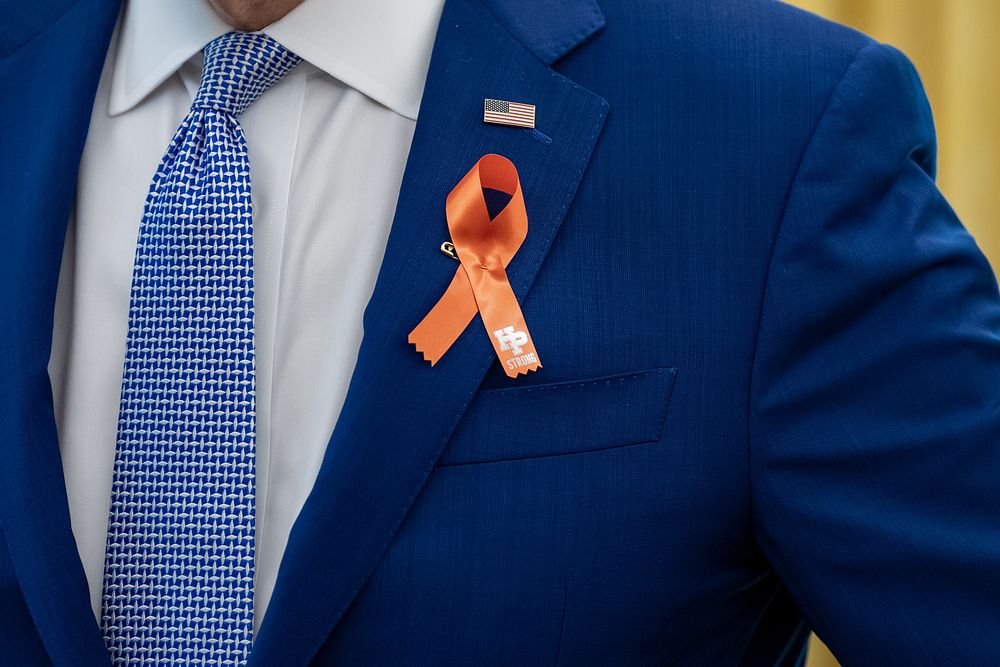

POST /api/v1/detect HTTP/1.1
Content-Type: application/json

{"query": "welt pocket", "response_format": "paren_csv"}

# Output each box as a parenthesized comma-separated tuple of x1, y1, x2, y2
(437, 367, 678, 466)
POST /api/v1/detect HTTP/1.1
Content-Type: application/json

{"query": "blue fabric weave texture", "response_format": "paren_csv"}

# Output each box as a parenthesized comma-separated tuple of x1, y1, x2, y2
(5, 1, 1000, 665)
(100, 32, 300, 666)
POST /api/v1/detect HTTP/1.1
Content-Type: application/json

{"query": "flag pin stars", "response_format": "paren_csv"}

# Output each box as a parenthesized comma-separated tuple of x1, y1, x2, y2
(483, 98, 536, 129)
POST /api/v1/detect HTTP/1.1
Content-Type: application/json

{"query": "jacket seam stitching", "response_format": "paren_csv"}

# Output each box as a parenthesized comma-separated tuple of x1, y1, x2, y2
(443, 369, 677, 467)
(436, 435, 662, 468)
(477, 366, 673, 396)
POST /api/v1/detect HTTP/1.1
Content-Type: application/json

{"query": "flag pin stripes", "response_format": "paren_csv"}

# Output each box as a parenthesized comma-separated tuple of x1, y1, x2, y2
(483, 98, 536, 128)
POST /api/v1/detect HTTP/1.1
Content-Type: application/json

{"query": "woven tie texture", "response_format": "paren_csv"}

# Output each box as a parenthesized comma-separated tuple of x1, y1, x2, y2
(100, 32, 300, 666)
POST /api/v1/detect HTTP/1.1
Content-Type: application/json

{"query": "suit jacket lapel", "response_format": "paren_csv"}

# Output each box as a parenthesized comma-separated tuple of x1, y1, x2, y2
(0, 1, 121, 665)
(250, 0, 608, 663)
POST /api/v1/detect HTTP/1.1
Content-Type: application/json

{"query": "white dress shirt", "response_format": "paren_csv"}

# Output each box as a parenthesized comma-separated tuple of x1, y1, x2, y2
(49, 0, 444, 629)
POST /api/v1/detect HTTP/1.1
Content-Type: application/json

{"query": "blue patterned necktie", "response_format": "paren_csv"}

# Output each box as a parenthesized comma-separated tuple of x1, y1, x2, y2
(101, 33, 300, 665)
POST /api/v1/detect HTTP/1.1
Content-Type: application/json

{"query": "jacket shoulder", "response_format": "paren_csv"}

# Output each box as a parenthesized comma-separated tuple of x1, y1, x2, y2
(580, 0, 876, 104)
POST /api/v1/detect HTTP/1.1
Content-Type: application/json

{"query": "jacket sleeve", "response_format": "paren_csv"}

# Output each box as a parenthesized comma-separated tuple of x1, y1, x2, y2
(749, 41, 1000, 666)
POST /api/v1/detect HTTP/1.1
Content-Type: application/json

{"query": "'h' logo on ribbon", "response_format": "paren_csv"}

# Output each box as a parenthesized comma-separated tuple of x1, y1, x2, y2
(409, 154, 542, 378)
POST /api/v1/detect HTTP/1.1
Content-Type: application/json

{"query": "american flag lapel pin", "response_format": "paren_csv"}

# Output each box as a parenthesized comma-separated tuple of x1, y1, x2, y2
(483, 98, 536, 129)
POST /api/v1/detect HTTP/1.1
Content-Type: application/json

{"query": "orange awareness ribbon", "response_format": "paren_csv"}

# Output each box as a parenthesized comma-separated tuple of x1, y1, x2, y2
(409, 154, 541, 378)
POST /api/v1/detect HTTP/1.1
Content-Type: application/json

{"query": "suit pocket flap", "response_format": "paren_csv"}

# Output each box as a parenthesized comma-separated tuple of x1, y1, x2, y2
(439, 367, 678, 466)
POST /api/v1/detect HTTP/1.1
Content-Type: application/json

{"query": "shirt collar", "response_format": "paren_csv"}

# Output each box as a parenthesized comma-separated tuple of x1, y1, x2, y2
(109, 0, 445, 120)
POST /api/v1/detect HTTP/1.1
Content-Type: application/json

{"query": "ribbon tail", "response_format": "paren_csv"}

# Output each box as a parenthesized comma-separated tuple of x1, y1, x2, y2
(408, 269, 479, 365)
(468, 267, 542, 378)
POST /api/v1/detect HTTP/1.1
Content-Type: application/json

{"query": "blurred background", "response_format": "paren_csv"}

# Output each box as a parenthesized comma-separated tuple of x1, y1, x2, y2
(785, 3, 1000, 665)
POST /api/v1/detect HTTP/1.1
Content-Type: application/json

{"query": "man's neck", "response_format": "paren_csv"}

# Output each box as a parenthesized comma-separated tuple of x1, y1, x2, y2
(208, 0, 306, 31)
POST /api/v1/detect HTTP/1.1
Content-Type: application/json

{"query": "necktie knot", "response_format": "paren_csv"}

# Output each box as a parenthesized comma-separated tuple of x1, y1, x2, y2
(193, 32, 301, 117)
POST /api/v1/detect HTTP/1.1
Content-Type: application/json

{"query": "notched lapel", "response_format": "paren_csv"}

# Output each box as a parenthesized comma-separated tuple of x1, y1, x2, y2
(251, 0, 608, 663)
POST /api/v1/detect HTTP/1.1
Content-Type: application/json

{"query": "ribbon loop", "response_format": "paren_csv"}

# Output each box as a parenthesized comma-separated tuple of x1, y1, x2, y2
(409, 154, 541, 377)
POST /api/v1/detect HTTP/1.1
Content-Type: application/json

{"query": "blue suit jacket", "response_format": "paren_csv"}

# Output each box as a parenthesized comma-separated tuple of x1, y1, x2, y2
(2, 0, 999, 664)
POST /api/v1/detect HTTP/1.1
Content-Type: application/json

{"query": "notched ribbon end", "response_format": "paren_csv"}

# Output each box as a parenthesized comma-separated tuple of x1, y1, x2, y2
(408, 335, 442, 367)
(500, 355, 542, 378)
(509, 363, 541, 378)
